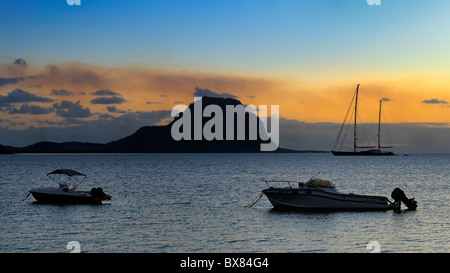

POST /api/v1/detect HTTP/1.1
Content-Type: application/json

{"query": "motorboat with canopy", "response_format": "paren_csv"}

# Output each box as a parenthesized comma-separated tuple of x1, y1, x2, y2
(27, 169, 111, 204)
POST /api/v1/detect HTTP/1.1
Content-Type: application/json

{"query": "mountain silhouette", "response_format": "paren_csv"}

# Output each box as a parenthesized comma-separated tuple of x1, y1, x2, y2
(6, 96, 282, 153)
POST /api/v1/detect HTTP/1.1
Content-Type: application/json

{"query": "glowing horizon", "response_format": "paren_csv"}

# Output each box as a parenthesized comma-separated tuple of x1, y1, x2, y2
(2, 60, 449, 125)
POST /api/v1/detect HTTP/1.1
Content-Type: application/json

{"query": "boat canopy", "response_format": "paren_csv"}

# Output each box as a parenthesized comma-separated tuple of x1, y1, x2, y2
(47, 169, 86, 177)
(306, 178, 334, 188)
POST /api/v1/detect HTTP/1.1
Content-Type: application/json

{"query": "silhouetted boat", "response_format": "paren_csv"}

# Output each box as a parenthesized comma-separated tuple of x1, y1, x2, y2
(331, 84, 395, 156)
(27, 169, 111, 204)
(260, 174, 417, 210)
(331, 150, 394, 156)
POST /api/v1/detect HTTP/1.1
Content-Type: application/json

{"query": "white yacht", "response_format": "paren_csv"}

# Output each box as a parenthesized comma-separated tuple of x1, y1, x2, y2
(261, 175, 416, 211)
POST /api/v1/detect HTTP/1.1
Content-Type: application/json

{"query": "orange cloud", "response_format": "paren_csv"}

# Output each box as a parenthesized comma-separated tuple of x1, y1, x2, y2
(273, 75, 450, 124)
(2, 61, 449, 132)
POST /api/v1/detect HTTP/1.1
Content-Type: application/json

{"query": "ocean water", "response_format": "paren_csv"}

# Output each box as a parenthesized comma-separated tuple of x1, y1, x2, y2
(0, 153, 448, 253)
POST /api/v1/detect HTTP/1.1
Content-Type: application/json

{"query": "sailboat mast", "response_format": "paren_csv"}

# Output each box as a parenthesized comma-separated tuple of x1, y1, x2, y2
(353, 84, 360, 152)
(378, 99, 382, 151)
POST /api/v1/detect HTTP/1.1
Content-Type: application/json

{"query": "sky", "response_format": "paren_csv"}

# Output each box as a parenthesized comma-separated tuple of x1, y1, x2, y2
(1, 0, 450, 153)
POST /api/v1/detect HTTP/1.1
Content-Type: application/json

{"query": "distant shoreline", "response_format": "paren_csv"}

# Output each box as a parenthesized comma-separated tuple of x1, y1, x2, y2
(2, 143, 329, 154)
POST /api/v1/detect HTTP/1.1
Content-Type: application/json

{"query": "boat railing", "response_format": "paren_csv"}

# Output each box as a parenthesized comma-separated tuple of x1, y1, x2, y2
(263, 180, 304, 189)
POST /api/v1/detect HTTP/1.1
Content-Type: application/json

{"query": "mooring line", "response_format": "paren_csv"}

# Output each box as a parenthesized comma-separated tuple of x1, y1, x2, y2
(245, 192, 264, 208)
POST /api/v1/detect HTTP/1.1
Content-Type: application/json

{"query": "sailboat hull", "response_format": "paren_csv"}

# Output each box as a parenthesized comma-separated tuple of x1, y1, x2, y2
(331, 150, 395, 156)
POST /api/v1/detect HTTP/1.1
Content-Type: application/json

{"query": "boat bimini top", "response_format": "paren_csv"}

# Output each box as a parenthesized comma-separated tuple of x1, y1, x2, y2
(47, 169, 87, 190)
(47, 169, 86, 177)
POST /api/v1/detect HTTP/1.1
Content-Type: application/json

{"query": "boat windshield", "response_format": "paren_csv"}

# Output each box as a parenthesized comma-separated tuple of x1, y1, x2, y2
(306, 178, 334, 188)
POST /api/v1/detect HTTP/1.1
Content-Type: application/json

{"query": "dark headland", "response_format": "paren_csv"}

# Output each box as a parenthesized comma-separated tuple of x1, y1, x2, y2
(2, 97, 327, 153)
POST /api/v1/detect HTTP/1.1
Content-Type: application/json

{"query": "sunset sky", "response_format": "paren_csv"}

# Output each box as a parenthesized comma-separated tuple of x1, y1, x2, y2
(1, 0, 450, 152)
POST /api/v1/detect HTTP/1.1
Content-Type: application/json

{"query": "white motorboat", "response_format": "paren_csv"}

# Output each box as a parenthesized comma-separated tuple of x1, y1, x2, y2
(261, 175, 417, 211)
(27, 169, 111, 204)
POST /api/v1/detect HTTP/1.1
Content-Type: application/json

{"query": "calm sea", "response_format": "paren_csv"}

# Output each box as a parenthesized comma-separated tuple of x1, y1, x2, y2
(0, 153, 448, 253)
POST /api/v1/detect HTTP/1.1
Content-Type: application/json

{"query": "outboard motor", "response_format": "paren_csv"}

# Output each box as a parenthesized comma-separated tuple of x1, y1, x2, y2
(391, 188, 417, 210)
(90, 187, 112, 201)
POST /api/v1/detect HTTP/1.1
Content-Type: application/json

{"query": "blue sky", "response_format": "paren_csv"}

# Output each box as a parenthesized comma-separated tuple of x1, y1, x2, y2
(1, 0, 450, 152)
(2, 0, 449, 76)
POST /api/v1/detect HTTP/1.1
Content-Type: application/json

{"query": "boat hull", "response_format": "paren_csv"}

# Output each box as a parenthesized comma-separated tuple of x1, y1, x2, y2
(262, 188, 398, 210)
(331, 150, 395, 156)
(30, 189, 103, 204)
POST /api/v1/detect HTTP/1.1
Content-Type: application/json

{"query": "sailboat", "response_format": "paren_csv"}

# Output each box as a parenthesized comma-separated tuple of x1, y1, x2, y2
(331, 84, 395, 156)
